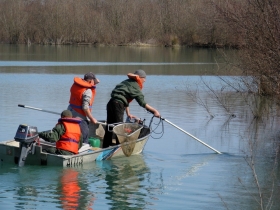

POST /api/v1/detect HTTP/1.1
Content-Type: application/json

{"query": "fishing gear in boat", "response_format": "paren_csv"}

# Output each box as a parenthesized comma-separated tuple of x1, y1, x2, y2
(112, 123, 144, 157)
(104, 117, 148, 157)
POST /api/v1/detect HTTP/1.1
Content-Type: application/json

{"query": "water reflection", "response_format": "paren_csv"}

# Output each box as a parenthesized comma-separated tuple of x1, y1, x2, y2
(0, 165, 95, 210)
(0, 61, 215, 66)
(57, 168, 94, 210)
(0, 44, 240, 75)
(96, 155, 153, 210)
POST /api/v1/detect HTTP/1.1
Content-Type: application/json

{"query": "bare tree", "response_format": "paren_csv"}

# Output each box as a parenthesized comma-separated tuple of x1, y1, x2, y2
(212, 0, 280, 97)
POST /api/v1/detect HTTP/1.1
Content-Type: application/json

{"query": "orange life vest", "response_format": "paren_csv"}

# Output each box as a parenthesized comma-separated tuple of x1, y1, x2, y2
(69, 77, 96, 116)
(56, 118, 82, 154)
(126, 73, 144, 103)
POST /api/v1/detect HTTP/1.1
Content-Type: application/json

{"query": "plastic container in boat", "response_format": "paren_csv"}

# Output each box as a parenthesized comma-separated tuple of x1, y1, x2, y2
(89, 137, 100, 148)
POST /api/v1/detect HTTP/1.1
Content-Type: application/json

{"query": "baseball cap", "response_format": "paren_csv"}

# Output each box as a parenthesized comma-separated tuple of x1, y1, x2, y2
(84, 72, 96, 80)
(134, 69, 146, 78)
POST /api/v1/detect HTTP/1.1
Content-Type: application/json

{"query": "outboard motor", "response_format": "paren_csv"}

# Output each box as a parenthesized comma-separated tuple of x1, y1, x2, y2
(14, 124, 39, 167)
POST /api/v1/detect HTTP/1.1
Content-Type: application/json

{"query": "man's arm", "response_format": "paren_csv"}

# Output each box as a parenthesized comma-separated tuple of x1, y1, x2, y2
(83, 108, 97, 124)
(125, 107, 138, 120)
(82, 89, 97, 123)
(39, 124, 65, 143)
(145, 104, 160, 117)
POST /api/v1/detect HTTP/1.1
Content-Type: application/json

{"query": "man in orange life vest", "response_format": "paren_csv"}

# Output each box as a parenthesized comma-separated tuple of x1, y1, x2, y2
(39, 110, 83, 155)
(67, 72, 100, 144)
(102, 69, 160, 148)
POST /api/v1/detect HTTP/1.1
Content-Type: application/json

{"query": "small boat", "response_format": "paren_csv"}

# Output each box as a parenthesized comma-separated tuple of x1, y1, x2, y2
(0, 120, 151, 167)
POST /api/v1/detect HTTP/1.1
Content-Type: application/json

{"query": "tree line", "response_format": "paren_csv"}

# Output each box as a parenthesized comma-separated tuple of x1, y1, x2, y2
(0, 0, 238, 47)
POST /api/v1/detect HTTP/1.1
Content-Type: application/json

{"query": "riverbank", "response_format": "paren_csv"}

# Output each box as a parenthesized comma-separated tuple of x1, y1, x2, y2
(0, 40, 238, 49)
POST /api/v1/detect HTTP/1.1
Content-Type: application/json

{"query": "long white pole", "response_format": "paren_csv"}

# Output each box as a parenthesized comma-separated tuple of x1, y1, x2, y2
(18, 104, 106, 125)
(162, 117, 222, 154)
(18, 104, 60, 115)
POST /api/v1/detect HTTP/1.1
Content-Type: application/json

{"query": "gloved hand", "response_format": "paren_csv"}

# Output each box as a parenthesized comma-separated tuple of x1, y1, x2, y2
(38, 132, 43, 138)
(38, 130, 52, 139)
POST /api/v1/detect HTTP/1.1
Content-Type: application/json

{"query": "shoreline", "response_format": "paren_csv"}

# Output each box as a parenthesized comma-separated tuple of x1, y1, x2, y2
(0, 41, 239, 49)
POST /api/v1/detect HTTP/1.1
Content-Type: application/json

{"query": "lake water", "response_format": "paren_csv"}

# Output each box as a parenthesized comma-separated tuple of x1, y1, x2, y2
(0, 45, 279, 210)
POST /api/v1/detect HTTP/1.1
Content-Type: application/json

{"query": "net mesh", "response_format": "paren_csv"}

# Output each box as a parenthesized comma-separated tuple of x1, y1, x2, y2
(113, 123, 143, 157)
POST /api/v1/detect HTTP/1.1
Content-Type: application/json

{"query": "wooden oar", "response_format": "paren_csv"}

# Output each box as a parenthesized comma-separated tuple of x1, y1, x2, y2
(18, 104, 106, 125)
(161, 117, 222, 154)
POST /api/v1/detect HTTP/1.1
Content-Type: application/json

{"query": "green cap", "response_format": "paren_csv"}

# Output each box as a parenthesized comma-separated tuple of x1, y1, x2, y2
(61, 110, 72, 118)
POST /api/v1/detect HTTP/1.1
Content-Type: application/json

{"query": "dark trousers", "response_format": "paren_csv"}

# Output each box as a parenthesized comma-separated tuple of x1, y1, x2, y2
(80, 120, 89, 144)
(102, 99, 125, 148)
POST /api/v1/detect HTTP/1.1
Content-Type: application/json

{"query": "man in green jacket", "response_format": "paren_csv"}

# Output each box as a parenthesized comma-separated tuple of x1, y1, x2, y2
(39, 110, 83, 155)
(102, 69, 160, 148)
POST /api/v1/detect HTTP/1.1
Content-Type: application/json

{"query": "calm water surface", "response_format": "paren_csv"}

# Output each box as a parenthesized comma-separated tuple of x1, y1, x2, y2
(0, 45, 279, 210)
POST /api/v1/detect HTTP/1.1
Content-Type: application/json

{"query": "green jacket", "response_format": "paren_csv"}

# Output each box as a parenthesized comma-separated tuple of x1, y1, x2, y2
(39, 123, 83, 155)
(111, 78, 147, 107)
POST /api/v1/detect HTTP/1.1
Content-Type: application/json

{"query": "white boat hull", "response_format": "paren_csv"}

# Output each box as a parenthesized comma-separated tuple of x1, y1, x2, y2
(0, 122, 150, 167)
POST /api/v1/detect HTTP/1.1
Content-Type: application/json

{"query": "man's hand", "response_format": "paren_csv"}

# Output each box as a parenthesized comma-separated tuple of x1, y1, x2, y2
(91, 118, 98, 124)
